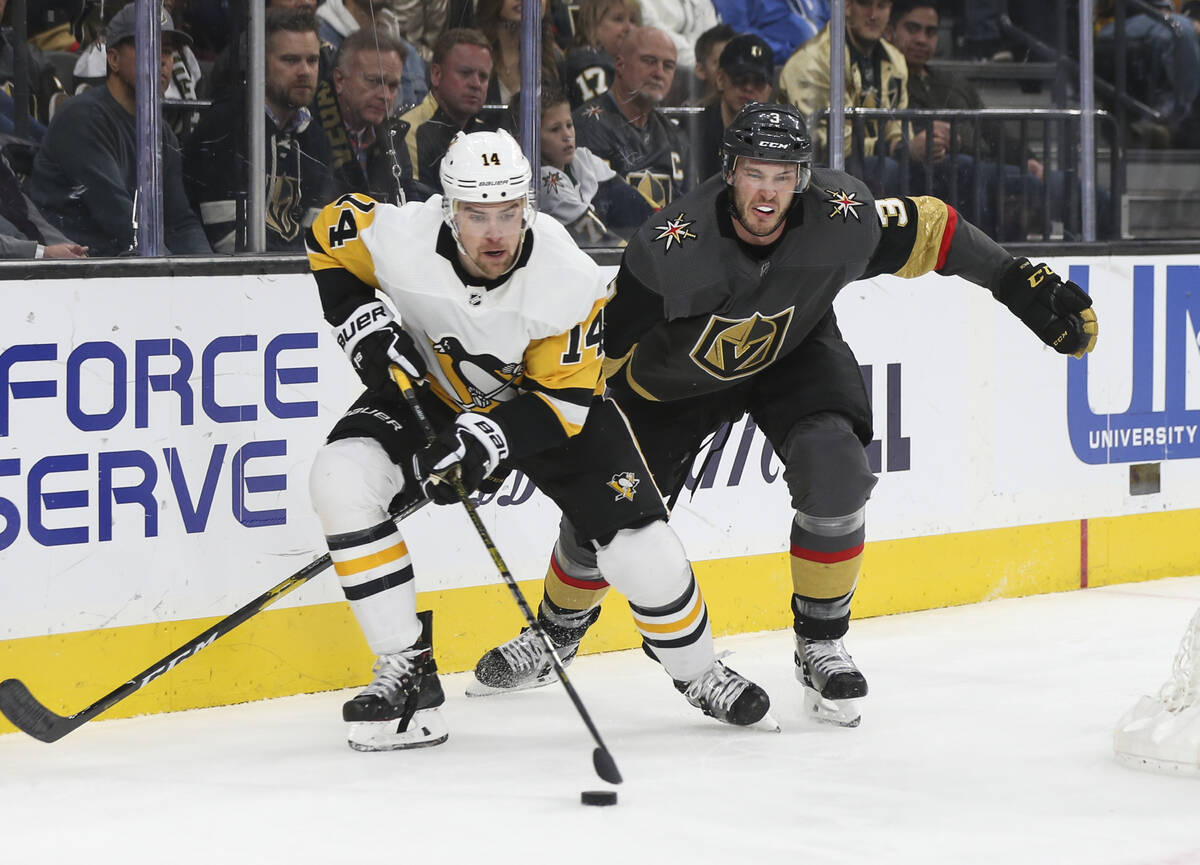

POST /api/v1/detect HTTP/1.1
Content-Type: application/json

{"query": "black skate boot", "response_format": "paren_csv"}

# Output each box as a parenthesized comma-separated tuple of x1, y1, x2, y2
(794, 634, 868, 727)
(674, 657, 776, 728)
(468, 607, 600, 697)
(343, 610, 447, 751)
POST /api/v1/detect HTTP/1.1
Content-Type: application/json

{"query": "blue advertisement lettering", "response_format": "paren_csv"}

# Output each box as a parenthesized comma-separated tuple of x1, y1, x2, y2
(1068, 264, 1200, 464)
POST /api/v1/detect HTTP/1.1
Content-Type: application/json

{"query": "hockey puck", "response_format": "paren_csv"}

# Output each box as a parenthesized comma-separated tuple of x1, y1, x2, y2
(580, 790, 618, 806)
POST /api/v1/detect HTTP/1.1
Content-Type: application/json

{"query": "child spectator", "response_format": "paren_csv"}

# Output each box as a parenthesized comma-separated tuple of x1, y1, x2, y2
(518, 86, 651, 246)
(689, 22, 735, 106)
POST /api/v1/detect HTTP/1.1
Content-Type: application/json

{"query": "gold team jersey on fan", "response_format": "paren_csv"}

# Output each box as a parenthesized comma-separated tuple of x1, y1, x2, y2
(306, 193, 610, 446)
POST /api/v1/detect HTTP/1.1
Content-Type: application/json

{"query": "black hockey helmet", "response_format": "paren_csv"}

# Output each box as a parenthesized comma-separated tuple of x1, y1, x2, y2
(721, 102, 813, 193)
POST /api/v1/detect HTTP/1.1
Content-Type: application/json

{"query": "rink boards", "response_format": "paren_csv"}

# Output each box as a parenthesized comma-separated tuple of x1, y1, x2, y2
(1, 255, 1199, 731)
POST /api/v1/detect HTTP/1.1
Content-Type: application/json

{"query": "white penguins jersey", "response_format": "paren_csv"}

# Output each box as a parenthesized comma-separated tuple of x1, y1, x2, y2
(306, 193, 610, 455)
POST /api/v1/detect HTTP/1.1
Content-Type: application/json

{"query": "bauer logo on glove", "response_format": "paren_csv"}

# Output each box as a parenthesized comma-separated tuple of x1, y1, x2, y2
(413, 412, 510, 505)
(996, 258, 1099, 359)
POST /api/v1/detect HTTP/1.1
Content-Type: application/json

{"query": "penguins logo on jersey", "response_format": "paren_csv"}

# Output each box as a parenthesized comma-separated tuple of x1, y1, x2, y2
(607, 471, 640, 501)
(431, 335, 523, 408)
(690, 309, 794, 380)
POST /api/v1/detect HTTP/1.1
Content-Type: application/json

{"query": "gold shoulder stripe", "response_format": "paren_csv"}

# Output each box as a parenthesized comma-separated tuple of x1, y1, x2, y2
(894, 196, 950, 279)
(307, 194, 381, 289)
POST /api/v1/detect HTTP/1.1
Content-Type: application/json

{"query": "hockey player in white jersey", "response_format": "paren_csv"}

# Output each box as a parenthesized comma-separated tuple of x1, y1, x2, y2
(304, 128, 773, 751)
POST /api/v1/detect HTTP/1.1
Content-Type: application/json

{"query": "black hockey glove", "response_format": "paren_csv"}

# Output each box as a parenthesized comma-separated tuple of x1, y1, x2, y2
(413, 412, 510, 505)
(335, 300, 427, 392)
(995, 258, 1099, 358)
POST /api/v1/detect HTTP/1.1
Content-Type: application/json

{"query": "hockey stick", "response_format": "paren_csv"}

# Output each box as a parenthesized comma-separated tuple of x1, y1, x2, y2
(392, 366, 623, 785)
(0, 498, 429, 744)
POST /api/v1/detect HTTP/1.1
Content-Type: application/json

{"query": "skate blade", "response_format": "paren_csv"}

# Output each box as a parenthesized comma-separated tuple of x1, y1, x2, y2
(754, 710, 782, 733)
(347, 707, 449, 751)
(802, 688, 861, 728)
(464, 672, 556, 698)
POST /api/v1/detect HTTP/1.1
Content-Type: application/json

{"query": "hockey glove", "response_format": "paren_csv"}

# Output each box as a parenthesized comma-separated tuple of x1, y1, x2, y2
(335, 300, 427, 392)
(995, 258, 1099, 358)
(413, 412, 510, 505)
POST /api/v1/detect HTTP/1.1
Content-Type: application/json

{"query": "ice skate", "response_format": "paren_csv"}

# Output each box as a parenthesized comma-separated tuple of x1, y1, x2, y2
(794, 634, 868, 727)
(344, 611, 448, 751)
(675, 655, 779, 730)
(467, 609, 598, 697)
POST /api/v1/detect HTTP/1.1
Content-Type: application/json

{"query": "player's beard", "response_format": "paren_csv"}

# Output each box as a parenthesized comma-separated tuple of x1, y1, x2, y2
(729, 187, 789, 238)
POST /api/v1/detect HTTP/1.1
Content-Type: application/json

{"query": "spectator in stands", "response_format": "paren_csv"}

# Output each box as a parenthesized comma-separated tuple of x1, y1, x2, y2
(388, 0, 448, 67)
(1, 0, 67, 134)
(959, 0, 1054, 62)
(185, 8, 334, 252)
(711, 0, 829, 66)
(890, 0, 1112, 240)
(27, 3, 210, 256)
(0, 144, 86, 258)
(400, 27, 502, 195)
(317, 28, 422, 203)
(689, 22, 735, 106)
(779, 0, 907, 194)
(518, 86, 651, 246)
(564, 0, 639, 108)
(202, 0, 321, 102)
(693, 33, 774, 182)
(637, 0, 718, 72)
(476, 0, 563, 106)
(573, 26, 690, 209)
(317, 0, 428, 109)
(1096, 0, 1200, 132)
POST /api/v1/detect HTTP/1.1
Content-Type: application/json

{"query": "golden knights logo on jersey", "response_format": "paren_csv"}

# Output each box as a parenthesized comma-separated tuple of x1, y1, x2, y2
(607, 471, 640, 501)
(689, 308, 794, 380)
(266, 175, 304, 242)
(431, 335, 524, 408)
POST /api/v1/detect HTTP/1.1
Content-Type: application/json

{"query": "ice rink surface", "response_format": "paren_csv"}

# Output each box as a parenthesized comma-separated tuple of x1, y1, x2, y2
(3, 576, 1200, 865)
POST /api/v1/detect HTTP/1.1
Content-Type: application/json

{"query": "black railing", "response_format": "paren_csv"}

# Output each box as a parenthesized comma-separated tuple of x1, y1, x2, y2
(810, 107, 1120, 243)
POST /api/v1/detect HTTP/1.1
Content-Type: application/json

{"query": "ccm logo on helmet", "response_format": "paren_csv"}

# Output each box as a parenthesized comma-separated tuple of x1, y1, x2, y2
(759, 140, 789, 149)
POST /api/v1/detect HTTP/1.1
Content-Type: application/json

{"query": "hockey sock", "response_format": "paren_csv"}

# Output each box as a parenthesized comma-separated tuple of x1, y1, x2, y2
(544, 548, 611, 613)
(789, 508, 862, 640)
(327, 517, 421, 653)
(629, 570, 714, 683)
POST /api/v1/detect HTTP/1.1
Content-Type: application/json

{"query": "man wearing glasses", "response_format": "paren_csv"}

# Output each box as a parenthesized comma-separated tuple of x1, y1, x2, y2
(318, 28, 421, 203)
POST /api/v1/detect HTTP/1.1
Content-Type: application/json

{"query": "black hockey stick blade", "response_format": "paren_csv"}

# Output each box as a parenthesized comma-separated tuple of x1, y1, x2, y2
(0, 678, 80, 743)
(593, 746, 623, 785)
(0, 499, 429, 744)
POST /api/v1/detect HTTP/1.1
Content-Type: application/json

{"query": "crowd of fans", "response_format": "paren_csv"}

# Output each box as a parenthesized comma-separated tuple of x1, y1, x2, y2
(3, 0, 1199, 258)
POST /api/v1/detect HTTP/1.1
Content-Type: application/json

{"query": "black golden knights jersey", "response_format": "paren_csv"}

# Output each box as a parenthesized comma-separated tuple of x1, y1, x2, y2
(306, 193, 611, 459)
(605, 168, 1013, 402)
(572, 91, 690, 210)
(564, 46, 615, 108)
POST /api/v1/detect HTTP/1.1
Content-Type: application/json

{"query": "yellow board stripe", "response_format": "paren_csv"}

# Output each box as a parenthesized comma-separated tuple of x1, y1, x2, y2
(332, 541, 408, 577)
(632, 591, 703, 635)
(3, 509, 1198, 735)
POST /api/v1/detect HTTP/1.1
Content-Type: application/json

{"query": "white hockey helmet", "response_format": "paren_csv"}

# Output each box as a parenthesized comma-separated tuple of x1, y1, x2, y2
(439, 129, 536, 239)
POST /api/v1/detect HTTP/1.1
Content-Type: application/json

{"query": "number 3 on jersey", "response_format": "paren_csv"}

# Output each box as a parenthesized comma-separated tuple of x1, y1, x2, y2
(561, 307, 604, 364)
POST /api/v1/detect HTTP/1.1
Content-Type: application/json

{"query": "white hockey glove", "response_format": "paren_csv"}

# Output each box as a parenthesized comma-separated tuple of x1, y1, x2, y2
(335, 300, 426, 392)
(413, 412, 509, 505)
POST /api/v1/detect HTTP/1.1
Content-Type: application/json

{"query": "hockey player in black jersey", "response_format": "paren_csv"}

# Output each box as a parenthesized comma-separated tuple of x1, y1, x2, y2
(474, 102, 1098, 727)
(305, 128, 775, 751)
